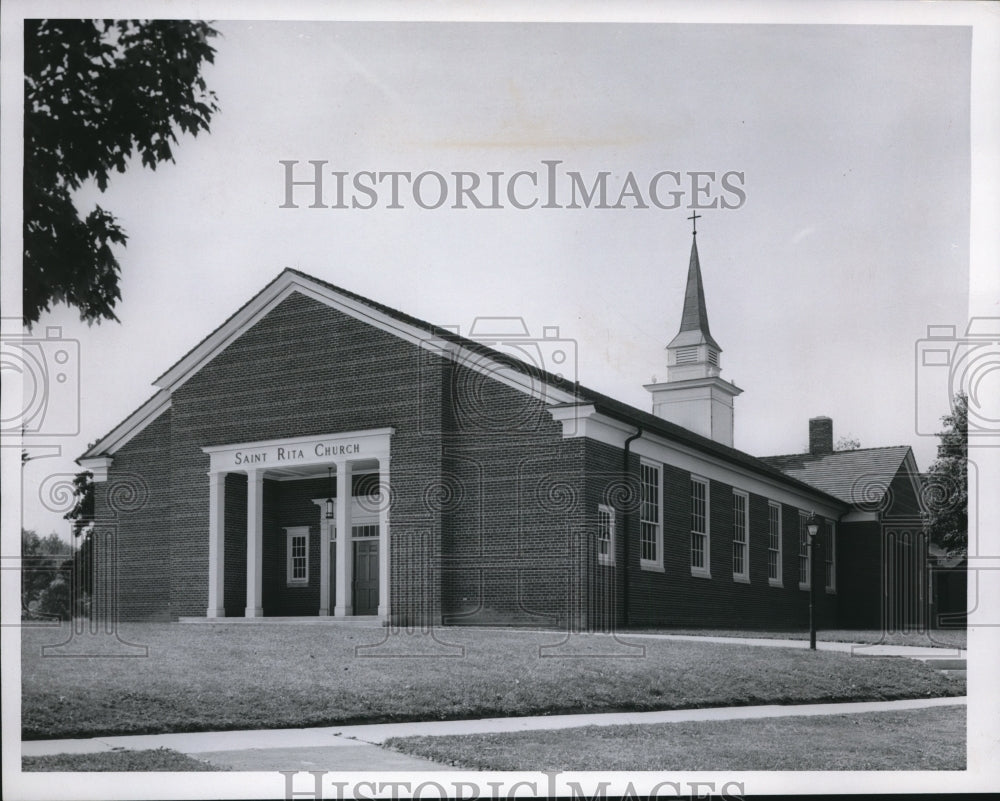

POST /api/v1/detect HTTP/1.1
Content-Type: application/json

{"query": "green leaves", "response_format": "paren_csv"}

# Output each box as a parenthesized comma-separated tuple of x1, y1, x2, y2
(924, 393, 968, 558)
(23, 19, 220, 325)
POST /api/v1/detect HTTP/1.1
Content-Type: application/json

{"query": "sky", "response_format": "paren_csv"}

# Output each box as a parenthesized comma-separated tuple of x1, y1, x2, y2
(4, 14, 980, 542)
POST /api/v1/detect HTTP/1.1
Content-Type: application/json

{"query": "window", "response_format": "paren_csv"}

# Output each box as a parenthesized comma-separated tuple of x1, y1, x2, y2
(352, 523, 379, 538)
(767, 501, 783, 586)
(691, 476, 710, 577)
(597, 504, 615, 566)
(732, 490, 749, 582)
(639, 461, 662, 570)
(825, 521, 836, 593)
(286, 526, 309, 586)
(798, 512, 811, 589)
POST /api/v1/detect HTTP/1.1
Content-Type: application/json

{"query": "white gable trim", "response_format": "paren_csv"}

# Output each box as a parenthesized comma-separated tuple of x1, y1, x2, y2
(153, 272, 577, 407)
(79, 456, 114, 482)
(79, 390, 172, 461)
(82, 271, 577, 462)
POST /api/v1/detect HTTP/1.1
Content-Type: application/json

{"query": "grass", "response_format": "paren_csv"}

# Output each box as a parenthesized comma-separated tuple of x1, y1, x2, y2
(387, 705, 966, 771)
(22, 748, 224, 772)
(22, 622, 963, 740)
(634, 627, 967, 649)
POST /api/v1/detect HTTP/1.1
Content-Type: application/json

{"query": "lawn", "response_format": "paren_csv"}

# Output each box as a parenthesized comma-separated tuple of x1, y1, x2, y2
(386, 705, 966, 771)
(635, 627, 967, 649)
(22, 748, 224, 772)
(22, 622, 964, 740)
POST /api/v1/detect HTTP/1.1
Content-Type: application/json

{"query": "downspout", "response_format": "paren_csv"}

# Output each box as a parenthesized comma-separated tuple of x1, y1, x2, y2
(622, 427, 642, 628)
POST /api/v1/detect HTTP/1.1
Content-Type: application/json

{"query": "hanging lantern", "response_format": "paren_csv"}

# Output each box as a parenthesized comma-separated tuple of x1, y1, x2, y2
(325, 467, 335, 519)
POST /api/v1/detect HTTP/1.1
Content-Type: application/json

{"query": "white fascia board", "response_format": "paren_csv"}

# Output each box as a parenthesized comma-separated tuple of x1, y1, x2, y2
(78, 390, 172, 460)
(154, 273, 576, 406)
(549, 405, 845, 518)
(548, 405, 638, 444)
(78, 456, 114, 482)
(201, 427, 396, 455)
(633, 431, 846, 519)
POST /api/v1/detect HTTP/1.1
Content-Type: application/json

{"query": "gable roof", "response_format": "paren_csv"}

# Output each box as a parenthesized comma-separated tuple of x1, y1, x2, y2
(76, 267, 853, 508)
(759, 446, 919, 509)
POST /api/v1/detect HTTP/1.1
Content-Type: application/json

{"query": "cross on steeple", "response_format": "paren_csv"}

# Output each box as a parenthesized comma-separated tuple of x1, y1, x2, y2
(688, 211, 701, 236)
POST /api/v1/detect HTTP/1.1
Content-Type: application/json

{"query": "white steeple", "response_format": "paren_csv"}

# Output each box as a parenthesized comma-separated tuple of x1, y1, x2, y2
(644, 217, 742, 446)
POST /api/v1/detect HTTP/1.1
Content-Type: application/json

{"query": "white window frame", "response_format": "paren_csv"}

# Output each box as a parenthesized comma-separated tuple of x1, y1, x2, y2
(597, 504, 615, 567)
(825, 520, 837, 594)
(732, 489, 749, 583)
(690, 475, 711, 578)
(767, 501, 783, 587)
(639, 459, 663, 571)
(798, 512, 811, 590)
(285, 526, 310, 586)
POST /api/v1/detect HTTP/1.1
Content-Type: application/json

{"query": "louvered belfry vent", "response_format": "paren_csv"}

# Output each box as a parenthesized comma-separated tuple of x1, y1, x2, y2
(645, 225, 742, 447)
(677, 346, 698, 365)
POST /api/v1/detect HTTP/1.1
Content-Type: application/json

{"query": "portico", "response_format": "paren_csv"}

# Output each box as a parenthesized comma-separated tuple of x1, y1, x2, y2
(202, 428, 393, 619)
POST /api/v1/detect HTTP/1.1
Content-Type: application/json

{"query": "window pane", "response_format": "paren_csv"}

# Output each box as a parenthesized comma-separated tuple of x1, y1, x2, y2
(768, 503, 781, 581)
(640, 464, 660, 564)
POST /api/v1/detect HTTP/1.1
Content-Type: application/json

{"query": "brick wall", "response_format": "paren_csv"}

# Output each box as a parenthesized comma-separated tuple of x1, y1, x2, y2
(99, 287, 857, 630)
(439, 359, 587, 628)
(97, 410, 173, 621)
(576, 444, 840, 630)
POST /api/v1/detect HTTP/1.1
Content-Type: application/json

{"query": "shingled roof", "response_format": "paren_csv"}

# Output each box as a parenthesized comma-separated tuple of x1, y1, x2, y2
(759, 446, 914, 507)
(80, 267, 848, 510)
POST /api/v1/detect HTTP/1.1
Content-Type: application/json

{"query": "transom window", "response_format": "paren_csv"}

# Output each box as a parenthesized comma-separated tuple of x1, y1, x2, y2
(732, 490, 749, 582)
(690, 476, 710, 577)
(285, 526, 309, 586)
(639, 461, 662, 570)
(597, 504, 615, 566)
(768, 501, 783, 586)
(352, 523, 379, 538)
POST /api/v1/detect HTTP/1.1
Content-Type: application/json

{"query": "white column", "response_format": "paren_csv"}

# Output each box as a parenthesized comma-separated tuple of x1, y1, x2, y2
(378, 457, 390, 619)
(206, 471, 226, 617)
(319, 516, 331, 617)
(245, 469, 264, 617)
(334, 460, 353, 617)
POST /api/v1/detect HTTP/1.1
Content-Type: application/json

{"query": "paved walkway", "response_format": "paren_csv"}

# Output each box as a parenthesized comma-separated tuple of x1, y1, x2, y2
(622, 632, 967, 660)
(22, 696, 966, 771)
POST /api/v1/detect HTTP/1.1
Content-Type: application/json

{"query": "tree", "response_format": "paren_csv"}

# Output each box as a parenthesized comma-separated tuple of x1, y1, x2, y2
(24, 19, 219, 326)
(924, 393, 968, 558)
(63, 469, 95, 537)
(63, 469, 96, 608)
(835, 435, 861, 451)
(21, 528, 70, 617)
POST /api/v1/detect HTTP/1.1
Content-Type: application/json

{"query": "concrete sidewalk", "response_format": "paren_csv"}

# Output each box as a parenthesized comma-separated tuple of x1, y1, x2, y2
(607, 632, 967, 659)
(22, 695, 966, 771)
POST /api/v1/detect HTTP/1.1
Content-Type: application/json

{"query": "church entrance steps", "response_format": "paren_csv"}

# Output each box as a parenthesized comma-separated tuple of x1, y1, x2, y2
(176, 615, 384, 626)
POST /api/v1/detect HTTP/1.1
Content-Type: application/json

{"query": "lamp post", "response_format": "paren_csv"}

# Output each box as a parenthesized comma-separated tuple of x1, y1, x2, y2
(805, 513, 821, 650)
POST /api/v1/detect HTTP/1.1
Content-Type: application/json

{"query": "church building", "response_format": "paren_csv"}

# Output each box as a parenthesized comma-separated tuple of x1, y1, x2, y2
(78, 228, 931, 630)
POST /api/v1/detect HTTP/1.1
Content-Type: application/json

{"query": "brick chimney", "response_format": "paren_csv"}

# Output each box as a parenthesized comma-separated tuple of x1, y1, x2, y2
(809, 416, 833, 455)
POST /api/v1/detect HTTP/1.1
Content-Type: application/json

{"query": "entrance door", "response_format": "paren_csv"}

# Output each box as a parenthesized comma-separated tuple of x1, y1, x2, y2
(353, 540, 379, 615)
